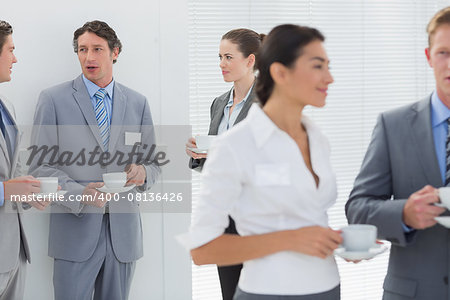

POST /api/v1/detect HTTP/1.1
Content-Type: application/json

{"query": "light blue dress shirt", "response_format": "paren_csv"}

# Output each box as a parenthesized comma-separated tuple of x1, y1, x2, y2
(82, 74, 114, 126)
(431, 91, 450, 184)
(0, 101, 17, 207)
(217, 86, 253, 135)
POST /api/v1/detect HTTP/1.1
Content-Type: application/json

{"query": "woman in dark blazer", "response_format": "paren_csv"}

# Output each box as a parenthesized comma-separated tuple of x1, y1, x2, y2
(186, 28, 264, 300)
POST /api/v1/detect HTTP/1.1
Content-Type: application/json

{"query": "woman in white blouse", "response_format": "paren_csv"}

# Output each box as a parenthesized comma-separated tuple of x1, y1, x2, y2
(188, 24, 342, 299)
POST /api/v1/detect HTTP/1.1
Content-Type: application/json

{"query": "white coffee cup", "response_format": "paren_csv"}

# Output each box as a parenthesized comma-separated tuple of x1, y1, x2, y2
(102, 172, 127, 189)
(439, 187, 450, 209)
(341, 224, 377, 252)
(195, 135, 216, 150)
(37, 177, 58, 194)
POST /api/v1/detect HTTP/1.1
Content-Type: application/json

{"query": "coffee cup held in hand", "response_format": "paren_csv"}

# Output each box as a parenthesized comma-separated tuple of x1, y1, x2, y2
(37, 177, 58, 194)
(102, 172, 127, 189)
(195, 135, 216, 150)
(341, 224, 377, 252)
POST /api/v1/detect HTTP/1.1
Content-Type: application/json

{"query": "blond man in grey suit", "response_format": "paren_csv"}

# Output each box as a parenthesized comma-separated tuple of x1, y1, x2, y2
(346, 7, 450, 299)
(0, 20, 49, 300)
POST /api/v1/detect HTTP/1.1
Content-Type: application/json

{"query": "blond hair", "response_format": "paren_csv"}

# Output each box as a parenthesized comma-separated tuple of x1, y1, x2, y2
(427, 7, 450, 47)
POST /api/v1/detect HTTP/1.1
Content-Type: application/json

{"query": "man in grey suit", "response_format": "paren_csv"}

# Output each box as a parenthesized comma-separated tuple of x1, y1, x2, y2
(31, 20, 160, 300)
(0, 20, 50, 300)
(346, 7, 450, 300)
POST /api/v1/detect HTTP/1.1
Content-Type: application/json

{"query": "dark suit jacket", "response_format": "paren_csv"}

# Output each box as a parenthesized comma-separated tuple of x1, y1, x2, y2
(189, 86, 256, 171)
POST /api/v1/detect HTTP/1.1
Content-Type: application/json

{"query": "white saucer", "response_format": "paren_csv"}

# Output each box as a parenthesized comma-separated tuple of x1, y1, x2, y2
(96, 184, 136, 193)
(334, 244, 388, 260)
(187, 147, 208, 154)
(34, 190, 67, 198)
(435, 216, 450, 228)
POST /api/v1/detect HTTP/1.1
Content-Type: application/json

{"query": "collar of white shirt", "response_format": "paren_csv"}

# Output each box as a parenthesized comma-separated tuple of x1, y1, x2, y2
(248, 103, 318, 149)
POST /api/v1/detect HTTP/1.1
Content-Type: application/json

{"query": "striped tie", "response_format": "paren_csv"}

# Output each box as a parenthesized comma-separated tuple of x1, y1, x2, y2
(446, 118, 450, 186)
(0, 108, 11, 158)
(0, 108, 6, 139)
(94, 88, 110, 151)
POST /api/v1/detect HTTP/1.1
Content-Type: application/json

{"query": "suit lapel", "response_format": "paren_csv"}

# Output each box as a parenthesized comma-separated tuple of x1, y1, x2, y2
(409, 96, 442, 187)
(4, 104, 21, 176)
(71, 75, 105, 150)
(9, 131, 22, 178)
(109, 84, 127, 152)
(209, 89, 231, 135)
(0, 130, 10, 168)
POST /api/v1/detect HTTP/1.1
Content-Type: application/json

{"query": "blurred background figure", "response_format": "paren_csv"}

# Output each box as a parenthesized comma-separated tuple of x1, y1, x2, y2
(185, 28, 264, 300)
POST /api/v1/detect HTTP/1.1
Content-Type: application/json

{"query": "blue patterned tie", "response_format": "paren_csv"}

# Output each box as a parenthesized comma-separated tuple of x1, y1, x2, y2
(0, 108, 6, 139)
(94, 89, 110, 151)
(446, 118, 450, 186)
(0, 106, 12, 158)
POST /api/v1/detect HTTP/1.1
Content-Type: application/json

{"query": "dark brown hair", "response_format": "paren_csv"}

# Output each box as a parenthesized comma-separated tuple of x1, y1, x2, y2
(256, 24, 324, 106)
(73, 20, 122, 64)
(222, 28, 265, 70)
(427, 7, 450, 48)
(0, 21, 13, 55)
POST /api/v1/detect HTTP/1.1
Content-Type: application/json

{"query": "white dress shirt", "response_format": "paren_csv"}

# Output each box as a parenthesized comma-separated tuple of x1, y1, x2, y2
(183, 103, 339, 295)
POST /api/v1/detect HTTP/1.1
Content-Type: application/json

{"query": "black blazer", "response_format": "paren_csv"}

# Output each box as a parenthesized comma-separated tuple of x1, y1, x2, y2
(189, 86, 257, 171)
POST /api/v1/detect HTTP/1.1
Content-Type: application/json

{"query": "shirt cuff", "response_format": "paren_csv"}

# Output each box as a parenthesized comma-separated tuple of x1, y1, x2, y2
(0, 182, 4, 207)
(401, 222, 414, 233)
(176, 228, 224, 251)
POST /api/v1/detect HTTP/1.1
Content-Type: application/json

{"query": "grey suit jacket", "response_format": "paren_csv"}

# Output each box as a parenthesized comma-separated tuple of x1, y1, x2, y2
(30, 75, 160, 263)
(346, 95, 449, 299)
(0, 99, 31, 272)
(189, 86, 256, 171)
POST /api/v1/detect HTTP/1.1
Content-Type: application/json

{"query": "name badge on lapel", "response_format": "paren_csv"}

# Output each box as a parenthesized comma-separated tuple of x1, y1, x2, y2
(125, 132, 142, 146)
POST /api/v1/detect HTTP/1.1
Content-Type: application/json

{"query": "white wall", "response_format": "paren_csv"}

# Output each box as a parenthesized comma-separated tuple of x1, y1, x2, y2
(1, 0, 191, 299)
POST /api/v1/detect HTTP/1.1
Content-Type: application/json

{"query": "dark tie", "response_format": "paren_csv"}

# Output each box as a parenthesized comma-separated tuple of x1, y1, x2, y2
(446, 118, 450, 186)
(0, 108, 6, 139)
(0, 107, 12, 159)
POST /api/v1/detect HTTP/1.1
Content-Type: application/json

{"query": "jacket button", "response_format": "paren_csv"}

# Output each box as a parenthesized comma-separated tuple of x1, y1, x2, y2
(444, 276, 448, 285)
